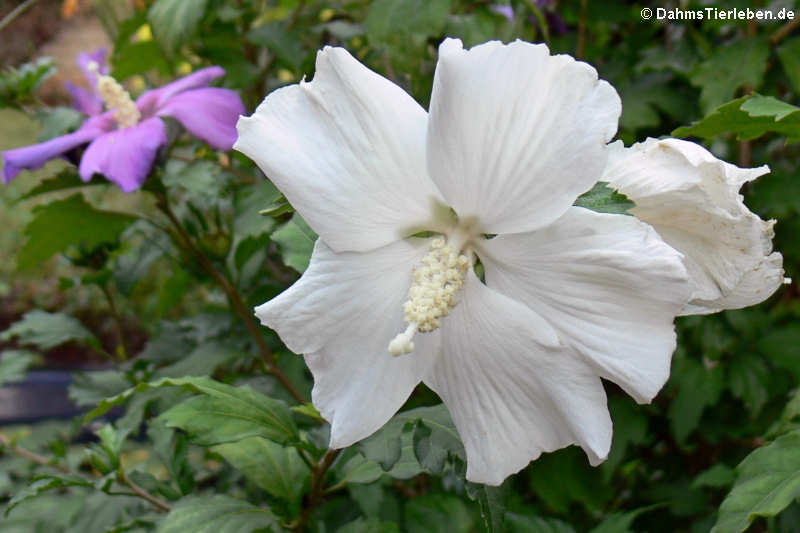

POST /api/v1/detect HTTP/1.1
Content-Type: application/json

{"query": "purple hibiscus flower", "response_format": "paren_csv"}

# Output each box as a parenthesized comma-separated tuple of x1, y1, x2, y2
(2, 51, 245, 192)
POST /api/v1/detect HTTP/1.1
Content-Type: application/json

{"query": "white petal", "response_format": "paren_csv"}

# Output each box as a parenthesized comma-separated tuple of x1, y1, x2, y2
(424, 270, 612, 486)
(477, 207, 690, 403)
(235, 47, 445, 253)
(426, 38, 621, 234)
(603, 138, 785, 314)
(255, 238, 437, 447)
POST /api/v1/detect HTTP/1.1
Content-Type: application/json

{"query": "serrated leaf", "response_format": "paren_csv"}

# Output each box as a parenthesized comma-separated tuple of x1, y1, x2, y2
(360, 404, 463, 472)
(673, 95, 800, 143)
(68, 369, 131, 407)
(711, 430, 800, 533)
(84, 377, 297, 446)
(728, 354, 769, 418)
(18, 169, 102, 200)
(0, 310, 98, 350)
(5, 475, 92, 516)
(156, 495, 277, 533)
(18, 194, 137, 269)
(148, 0, 210, 55)
(271, 213, 317, 273)
(574, 182, 635, 215)
(211, 437, 310, 501)
(0, 350, 35, 386)
(690, 39, 769, 112)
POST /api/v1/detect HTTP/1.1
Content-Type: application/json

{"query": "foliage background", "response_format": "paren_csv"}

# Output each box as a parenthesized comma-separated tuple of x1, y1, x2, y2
(0, 0, 799, 532)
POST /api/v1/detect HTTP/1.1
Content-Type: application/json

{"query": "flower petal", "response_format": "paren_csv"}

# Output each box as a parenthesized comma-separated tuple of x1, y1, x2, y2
(65, 82, 104, 116)
(156, 88, 245, 150)
(477, 207, 690, 403)
(79, 117, 167, 192)
(603, 138, 785, 315)
(424, 270, 612, 485)
(426, 38, 621, 234)
(235, 46, 445, 253)
(255, 238, 437, 448)
(136, 66, 226, 114)
(1, 114, 111, 183)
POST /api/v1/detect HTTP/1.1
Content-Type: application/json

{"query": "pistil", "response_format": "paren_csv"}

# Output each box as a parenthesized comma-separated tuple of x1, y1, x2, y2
(388, 237, 469, 355)
(87, 61, 141, 128)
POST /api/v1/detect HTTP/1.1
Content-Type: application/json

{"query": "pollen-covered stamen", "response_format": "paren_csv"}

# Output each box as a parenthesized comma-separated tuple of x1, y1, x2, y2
(388, 237, 469, 355)
(87, 61, 141, 128)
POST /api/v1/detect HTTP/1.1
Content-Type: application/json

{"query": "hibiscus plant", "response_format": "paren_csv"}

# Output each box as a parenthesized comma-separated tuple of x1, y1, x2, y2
(0, 1, 798, 533)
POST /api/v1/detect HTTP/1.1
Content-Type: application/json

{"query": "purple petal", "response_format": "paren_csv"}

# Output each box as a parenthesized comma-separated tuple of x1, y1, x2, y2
(2, 113, 112, 184)
(136, 66, 226, 115)
(156, 88, 245, 150)
(65, 82, 104, 116)
(79, 117, 167, 192)
(76, 48, 108, 89)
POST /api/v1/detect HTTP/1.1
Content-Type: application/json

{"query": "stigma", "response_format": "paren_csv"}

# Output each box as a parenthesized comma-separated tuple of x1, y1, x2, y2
(388, 237, 469, 355)
(87, 61, 141, 128)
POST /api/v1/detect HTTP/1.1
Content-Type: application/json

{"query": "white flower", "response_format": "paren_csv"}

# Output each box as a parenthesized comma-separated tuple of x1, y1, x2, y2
(235, 39, 691, 485)
(602, 138, 787, 315)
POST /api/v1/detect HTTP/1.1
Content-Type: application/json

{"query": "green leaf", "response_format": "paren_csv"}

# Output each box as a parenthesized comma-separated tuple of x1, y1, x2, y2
(156, 495, 277, 533)
(728, 354, 770, 418)
(574, 182, 635, 215)
(148, 0, 210, 55)
(271, 213, 317, 273)
(153, 342, 248, 379)
(366, 0, 452, 46)
(668, 355, 724, 444)
(405, 493, 474, 533)
(588, 505, 661, 533)
(162, 159, 229, 201)
(112, 40, 171, 80)
(0, 350, 35, 385)
(84, 377, 297, 446)
(69, 369, 130, 407)
(760, 325, 800, 375)
(146, 378, 297, 445)
(0, 57, 56, 107)
(0, 310, 98, 350)
(35, 107, 84, 142)
(467, 482, 507, 533)
(211, 437, 310, 501)
(18, 194, 137, 269)
(529, 447, 610, 513)
(690, 38, 769, 112)
(19, 169, 101, 200)
(338, 518, 401, 533)
(246, 23, 305, 69)
(360, 404, 463, 472)
(777, 37, 800, 94)
(5, 475, 92, 516)
(672, 95, 800, 143)
(711, 429, 800, 533)
(692, 464, 736, 490)
(505, 513, 576, 533)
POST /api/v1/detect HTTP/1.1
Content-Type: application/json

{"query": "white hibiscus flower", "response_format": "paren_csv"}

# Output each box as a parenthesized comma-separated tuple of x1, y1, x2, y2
(235, 38, 693, 485)
(602, 137, 788, 315)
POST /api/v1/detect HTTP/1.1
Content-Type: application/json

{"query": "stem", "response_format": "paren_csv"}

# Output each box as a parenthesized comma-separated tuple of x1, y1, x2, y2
(119, 470, 172, 512)
(0, 433, 171, 512)
(294, 449, 341, 532)
(576, 0, 588, 59)
(0, 433, 70, 473)
(770, 14, 800, 45)
(0, 0, 40, 32)
(101, 283, 129, 361)
(156, 194, 306, 404)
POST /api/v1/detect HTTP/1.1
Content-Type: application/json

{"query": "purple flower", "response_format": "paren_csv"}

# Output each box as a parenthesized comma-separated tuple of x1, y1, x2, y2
(64, 48, 108, 116)
(490, 4, 514, 21)
(2, 54, 245, 192)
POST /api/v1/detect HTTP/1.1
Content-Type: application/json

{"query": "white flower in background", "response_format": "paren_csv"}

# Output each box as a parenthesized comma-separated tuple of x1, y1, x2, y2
(235, 38, 693, 485)
(602, 138, 788, 315)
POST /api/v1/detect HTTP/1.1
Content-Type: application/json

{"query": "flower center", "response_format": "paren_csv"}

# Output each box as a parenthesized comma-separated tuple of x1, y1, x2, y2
(87, 61, 140, 128)
(388, 237, 469, 355)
